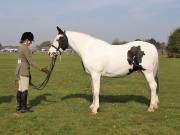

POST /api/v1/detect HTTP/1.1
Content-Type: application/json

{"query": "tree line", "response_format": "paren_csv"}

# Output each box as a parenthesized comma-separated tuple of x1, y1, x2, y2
(112, 27, 180, 58)
(1, 27, 180, 57)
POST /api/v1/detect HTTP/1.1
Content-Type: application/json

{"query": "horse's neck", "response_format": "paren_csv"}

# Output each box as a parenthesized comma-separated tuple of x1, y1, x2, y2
(66, 31, 92, 56)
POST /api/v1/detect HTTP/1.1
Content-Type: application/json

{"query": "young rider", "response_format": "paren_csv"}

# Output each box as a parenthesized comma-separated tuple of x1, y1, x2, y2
(16, 32, 49, 113)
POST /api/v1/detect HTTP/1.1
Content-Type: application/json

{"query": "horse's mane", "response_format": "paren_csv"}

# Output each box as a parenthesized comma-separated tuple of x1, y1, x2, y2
(68, 31, 95, 39)
(67, 31, 111, 46)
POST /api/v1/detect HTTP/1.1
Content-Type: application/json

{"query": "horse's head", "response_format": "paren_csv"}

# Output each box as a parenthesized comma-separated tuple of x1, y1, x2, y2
(48, 26, 69, 58)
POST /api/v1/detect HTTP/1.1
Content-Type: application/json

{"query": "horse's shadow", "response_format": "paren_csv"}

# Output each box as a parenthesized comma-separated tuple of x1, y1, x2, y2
(61, 93, 149, 106)
(0, 95, 14, 104)
(29, 93, 56, 107)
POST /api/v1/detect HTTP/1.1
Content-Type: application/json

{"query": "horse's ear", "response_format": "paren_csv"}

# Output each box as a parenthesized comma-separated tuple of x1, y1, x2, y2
(56, 26, 64, 34)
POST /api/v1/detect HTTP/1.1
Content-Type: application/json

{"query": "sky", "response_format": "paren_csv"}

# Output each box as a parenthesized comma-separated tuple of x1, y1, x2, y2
(0, 0, 180, 46)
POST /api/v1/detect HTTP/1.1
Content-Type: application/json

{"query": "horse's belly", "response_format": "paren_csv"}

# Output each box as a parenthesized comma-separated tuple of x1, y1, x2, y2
(102, 72, 128, 77)
(102, 65, 131, 77)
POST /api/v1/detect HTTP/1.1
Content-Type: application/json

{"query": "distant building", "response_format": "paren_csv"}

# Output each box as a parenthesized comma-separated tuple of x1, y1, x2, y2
(41, 48, 48, 52)
(0, 48, 18, 52)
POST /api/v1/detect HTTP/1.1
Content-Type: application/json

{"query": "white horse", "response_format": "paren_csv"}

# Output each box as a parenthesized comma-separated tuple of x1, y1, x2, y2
(48, 26, 159, 114)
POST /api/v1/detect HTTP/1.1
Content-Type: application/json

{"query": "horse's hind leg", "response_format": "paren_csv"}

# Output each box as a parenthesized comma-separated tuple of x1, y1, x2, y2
(143, 71, 158, 112)
(89, 72, 101, 114)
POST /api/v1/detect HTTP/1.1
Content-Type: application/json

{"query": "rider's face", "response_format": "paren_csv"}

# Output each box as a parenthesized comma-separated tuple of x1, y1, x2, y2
(23, 40, 32, 46)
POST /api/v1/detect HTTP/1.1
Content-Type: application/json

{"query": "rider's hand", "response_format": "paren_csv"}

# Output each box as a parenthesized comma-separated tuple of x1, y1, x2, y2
(41, 67, 49, 74)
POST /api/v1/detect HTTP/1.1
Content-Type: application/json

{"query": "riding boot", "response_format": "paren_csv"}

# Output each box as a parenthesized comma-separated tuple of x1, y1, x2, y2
(16, 91, 22, 111)
(20, 90, 33, 113)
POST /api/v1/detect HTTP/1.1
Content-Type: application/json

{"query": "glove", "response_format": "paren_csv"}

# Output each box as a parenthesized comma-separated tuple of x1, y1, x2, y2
(41, 67, 49, 74)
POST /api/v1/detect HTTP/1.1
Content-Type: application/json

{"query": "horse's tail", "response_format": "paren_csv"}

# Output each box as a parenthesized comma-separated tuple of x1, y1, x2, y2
(154, 56, 160, 95)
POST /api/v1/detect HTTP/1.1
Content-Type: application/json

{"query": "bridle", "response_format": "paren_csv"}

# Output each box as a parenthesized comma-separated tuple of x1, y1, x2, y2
(51, 44, 64, 56)
(30, 35, 66, 90)
(50, 32, 69, 57)
(29, 41, 63, 90)
(29, 28, 68, 90)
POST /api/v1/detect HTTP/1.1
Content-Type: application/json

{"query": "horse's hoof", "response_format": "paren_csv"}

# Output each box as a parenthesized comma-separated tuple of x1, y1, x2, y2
(91, 111, 98, 115)
(89, 104, 94, 110)
(147, 107, 155, 112)
(90, 107, 99, 114)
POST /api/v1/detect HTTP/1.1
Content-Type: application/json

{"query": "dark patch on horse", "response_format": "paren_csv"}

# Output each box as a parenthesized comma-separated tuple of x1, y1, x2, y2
(127, 46, 145, 74)
(58, 35, 69, 50)
(56, 26, 69, 51)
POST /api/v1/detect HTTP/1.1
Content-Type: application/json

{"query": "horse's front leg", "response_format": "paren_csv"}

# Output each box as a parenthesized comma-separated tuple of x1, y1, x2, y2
(89, 72, 101, 114)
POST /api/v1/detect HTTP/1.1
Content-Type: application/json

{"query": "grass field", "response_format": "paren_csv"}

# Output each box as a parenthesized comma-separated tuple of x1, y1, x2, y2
(0, 52, 180, 135)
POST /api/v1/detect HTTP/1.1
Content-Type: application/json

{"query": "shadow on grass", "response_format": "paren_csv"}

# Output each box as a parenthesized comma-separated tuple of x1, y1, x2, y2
(29, 93, 56, 107)
(0, 95, 14, 104)
(61, 93, 149, 106)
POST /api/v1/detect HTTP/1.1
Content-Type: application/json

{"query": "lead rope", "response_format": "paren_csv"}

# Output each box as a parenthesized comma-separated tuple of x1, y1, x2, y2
(29, 57, 57, 90)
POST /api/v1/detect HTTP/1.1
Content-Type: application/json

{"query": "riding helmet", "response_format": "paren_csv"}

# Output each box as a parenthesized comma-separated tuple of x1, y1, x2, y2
(20, 32, 34, 42)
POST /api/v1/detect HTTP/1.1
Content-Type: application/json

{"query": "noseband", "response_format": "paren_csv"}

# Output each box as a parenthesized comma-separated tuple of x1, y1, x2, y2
(51, 44, 64, 56)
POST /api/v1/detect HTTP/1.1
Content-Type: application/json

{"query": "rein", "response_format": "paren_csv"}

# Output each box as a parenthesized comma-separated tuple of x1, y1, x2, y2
(30, 29, 68, 90)
(29, 56, 57, 90)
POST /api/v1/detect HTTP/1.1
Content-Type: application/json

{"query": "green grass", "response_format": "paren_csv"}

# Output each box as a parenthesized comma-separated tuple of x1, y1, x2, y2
(0, 52, 180, 135)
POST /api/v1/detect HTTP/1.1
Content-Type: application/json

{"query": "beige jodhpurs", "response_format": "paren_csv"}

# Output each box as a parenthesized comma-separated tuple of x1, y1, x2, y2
(18, 75, 29, 91)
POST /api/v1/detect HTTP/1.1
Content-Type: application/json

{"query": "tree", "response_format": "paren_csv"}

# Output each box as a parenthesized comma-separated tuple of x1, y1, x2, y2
(36, 41, 51, 50)
(0, 43, 3, 50)
(145, 38, 161, 49)
(167, 28, 180, 57)
(134, 39, 142, 41)
(112, 39, 127, 45)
